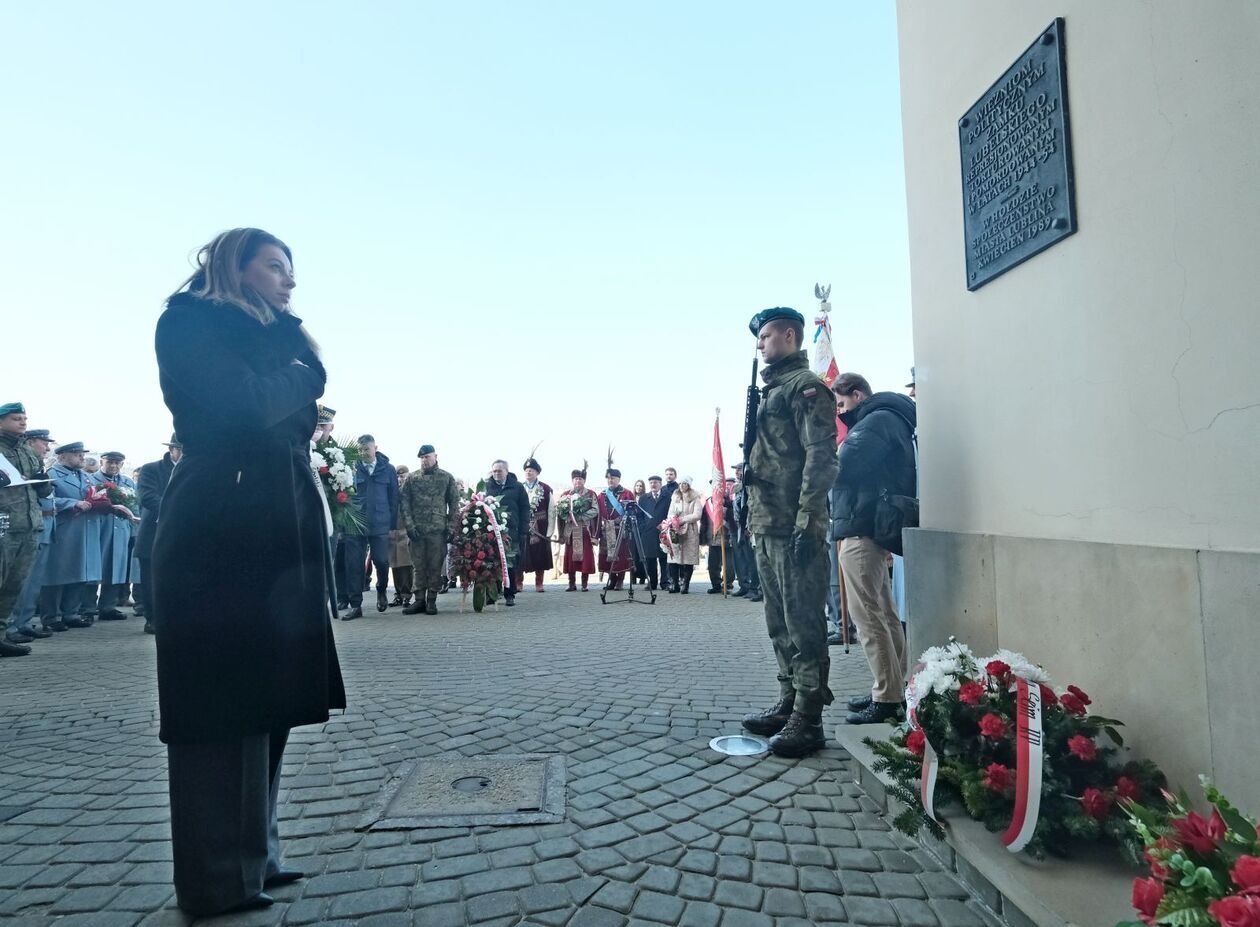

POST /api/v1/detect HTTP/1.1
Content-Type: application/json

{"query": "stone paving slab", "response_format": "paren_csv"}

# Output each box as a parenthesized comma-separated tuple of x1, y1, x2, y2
(0, 579, 996, 925)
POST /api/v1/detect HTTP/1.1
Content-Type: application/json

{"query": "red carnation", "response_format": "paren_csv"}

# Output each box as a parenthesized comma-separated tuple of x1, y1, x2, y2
(983, 763, 1013, 793)
(1115, 776, 1140, 802)
(1060, 692, 1087, 716)
(1081, 787, 1111, 819)
(905, 729, 926, 756)
(979, 713, 1008, 739)
(1209, 895, 1260, 927)
(1131, 877, 1165, 926)
(1066, 684, 1092, 707)
(1233, 856, 1260, 891)
(1068, 735, 1097, 762)
(985, 659, 1011, 679)
(336, 491, 349, 504)
(1172, 809, 1227, 854)
(319, 466, 330, 474)
(1145, 836, 1180, 880)
(958, 681, 985, 705)
(1039, 685, 1059, 708)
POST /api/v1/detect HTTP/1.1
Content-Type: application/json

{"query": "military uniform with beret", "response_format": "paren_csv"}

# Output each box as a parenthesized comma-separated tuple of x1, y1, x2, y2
(741, 308, 839, 757)
(0, 403, 54, 653)
(400, 445, 460, 613)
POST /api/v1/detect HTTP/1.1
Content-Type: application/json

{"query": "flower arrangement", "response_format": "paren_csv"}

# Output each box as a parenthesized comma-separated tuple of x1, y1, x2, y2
(554, 492, 594, 524)
(866, 639, 1166, 860)
(84, 485, 115, 512)
(101, 482, 139, 515)
(1118, 780, 1260, 927)
(659, 518, 682, 557)
(311, 437, 365, 534)
(449, 483, 512, 613)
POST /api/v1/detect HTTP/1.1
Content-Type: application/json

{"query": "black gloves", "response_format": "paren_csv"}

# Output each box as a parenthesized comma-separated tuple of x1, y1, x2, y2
(407, 528, 422, 543)
(790, 529, 823, 569)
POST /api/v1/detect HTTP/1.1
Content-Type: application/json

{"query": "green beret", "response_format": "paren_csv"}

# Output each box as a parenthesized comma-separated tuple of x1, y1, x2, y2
(748, 307, 805, 336)
(417, 444, 436, 456)
(0, 401, 26, 418)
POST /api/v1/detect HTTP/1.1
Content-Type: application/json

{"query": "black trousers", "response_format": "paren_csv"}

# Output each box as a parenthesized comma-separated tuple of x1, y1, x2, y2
(707, 545, 732, 591)
(138, 556, 155, 624)
(342, 534, 389, 607)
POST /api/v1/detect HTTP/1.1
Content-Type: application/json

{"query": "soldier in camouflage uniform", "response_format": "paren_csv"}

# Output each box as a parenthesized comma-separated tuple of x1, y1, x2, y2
(739, 309, 839, 757)
(0, 402, 53, 658)
(400, 444, 460, 616)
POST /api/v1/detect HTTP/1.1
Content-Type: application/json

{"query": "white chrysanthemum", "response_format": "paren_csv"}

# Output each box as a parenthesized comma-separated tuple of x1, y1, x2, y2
(462, 527, 470, 534)
(987, 649, 1053, 686)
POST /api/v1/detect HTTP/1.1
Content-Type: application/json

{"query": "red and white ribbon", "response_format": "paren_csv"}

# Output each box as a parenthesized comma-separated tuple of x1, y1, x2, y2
(909, 707, 940, 822)
(1001, 677, 1044, 853)
(462, 494, 511, 588)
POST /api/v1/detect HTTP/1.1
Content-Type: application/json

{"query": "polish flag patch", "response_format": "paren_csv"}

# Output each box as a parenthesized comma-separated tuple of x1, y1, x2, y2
(802, 387, 818, 398)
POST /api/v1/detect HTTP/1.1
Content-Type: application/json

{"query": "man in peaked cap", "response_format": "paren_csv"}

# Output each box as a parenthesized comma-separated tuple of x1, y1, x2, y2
(400, 445, 460, 616)
(518, 457, 554, 593)
(40, 442, 101, 630)
(134, 436, 182, 634)
(87, 452, 139, 621)
(0, 403, 54, 656)
(740, 307, 839, 758)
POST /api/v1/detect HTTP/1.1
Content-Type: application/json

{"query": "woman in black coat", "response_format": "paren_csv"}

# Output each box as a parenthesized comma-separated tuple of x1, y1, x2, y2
(153, 228, 345, 917)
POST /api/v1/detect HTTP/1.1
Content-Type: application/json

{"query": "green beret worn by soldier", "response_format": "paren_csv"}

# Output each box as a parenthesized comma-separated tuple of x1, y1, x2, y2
(400, 445, 460, 616)
(739, 309, 839, 757)
(0, 402, 54, 658)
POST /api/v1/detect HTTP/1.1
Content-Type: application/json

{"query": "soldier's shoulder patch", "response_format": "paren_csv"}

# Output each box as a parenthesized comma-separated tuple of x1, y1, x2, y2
(802, 386, 818, 398)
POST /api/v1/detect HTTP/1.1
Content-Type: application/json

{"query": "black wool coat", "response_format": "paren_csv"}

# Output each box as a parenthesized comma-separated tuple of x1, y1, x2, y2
(152, 293, 346, 744)
(486, 473, 530, 560)
(134, 453, 176, 560)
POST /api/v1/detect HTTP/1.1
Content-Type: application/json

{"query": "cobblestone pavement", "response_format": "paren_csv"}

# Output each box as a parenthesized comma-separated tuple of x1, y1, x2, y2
(0, 579, 996, 927)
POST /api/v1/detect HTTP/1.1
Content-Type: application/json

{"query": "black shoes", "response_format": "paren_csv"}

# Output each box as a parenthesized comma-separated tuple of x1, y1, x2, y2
(264, 868, 304, 888)
(668, 583, 679, 594)
(45, 620, 67, 632)
(1, 640, 31, 657)
(342, 607, 363, 621)
(6, 632, 35, 644)
(143, 621, 155, 635)
(390, 594, 405, 607)
(402, 602, 425, 615)
(847, 694, 872, 712)
(63, 617, 91, 629)
(707, 587, 722, 595)
(747, 591, 764, 602)
(845, 700, 905, 725)
(741, 695, 796, 736)
(377, 590, 389, 613)
(98, 609, 127, 621)
(23, 628, 52, 639)
(769, 713, 827, 757)
(504, 595, 515, 607)
(732, 587, 747, 597)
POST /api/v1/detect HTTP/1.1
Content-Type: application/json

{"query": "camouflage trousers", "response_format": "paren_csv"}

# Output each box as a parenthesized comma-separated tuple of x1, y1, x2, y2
(755, 533, 834, 717)
(0, 530, 38, 629)
(410, 533, 447, 602)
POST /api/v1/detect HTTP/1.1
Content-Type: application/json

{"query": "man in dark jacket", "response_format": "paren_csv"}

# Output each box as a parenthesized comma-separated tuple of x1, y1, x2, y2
(636, 475, 671, 590)
(486, 460, 530, 606)
(829, 373, 917, 725)
(135, 436, 182, 634)
(342, 436, 398, 619)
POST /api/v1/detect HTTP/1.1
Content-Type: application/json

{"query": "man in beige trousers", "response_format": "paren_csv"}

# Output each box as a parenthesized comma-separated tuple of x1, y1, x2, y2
(828, 373, 918, 725)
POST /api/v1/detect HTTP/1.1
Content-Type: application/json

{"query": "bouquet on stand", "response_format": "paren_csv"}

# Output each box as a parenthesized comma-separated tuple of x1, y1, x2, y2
(448, 482, 513, 613)
(311, 437, 365, 534)
(866, 638, 1166, 860)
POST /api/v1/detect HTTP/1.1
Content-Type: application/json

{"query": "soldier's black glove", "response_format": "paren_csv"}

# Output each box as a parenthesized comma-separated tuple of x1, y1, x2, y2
(790, 529, 822, 569)
(407, 528, 421, 543)
(0, 471, 10, 489)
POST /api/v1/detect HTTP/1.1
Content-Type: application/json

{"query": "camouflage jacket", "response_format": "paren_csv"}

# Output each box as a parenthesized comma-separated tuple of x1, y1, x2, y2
(746, 350, 838, 537)
(0, 432, 52, 534)
(400, 465, 460, 535)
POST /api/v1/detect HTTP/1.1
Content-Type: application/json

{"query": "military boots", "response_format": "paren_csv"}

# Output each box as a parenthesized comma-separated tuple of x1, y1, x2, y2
(425, 592, 438, 616)
(768, 712, 826, 758)
(741, 694, 796, 736)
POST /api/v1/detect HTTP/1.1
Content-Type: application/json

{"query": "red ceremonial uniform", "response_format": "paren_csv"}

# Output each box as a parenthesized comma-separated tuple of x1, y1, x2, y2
(597, 486, 637, 572)
(558, 488, 598, 574)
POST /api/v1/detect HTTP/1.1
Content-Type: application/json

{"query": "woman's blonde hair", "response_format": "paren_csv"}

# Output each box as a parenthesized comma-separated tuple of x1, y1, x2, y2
(172, 228, 317, 351)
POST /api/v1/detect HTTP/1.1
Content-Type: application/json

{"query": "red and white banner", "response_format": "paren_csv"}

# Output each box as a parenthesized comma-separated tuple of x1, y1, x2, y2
(1001, 677, 1045, 853)
(911, 708, 940, 821)
(705, 412, 725, 529)
(812, 305, 848, 443)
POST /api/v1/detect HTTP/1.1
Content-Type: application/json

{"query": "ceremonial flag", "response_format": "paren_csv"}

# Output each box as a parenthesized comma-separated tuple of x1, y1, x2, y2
(813, 302, 848, 443)
(705, 410, 725, 529)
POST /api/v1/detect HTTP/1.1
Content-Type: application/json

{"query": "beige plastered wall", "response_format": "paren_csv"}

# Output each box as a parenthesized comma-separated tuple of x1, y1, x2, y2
(896, 1, 1260, 809)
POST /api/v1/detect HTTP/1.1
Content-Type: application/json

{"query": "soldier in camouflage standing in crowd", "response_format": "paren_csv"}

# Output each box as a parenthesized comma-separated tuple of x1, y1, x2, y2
(401, 444, 461, 616)
(739, 308, 839, 757)
(0, 402, 54, 658)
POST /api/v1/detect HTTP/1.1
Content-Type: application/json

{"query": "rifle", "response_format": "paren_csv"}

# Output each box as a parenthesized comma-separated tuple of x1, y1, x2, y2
(739, 358, 761, 482)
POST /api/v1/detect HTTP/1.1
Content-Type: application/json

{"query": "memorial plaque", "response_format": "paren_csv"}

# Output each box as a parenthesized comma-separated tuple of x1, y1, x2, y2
(960, 18, 1076, 290)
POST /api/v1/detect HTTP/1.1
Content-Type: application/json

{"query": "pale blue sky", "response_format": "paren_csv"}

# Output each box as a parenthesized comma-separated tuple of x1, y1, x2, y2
(1, 2, 911, 487)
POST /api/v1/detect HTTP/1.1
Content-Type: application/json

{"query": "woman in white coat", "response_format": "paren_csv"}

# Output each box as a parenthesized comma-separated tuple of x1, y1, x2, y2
(665, 477, 703, 594)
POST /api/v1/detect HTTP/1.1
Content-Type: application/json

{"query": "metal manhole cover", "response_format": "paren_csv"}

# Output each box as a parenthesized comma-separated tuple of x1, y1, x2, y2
(709, 734, 769, 756)
(361, 754, 565, 830)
